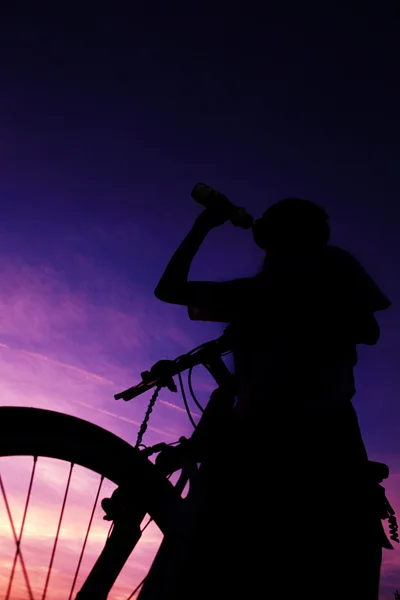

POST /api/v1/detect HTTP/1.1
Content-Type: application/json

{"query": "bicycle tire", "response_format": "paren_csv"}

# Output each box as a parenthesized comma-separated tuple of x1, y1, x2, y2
(0, 406, 182, 532)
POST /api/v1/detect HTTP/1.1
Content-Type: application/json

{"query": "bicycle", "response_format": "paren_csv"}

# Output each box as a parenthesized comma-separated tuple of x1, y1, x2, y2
(0, 331, 398, 599)
(0, 332, 237, 599)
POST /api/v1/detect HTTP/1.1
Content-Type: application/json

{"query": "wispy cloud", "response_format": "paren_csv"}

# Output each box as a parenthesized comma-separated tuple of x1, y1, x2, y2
(0, 252, 200, 598)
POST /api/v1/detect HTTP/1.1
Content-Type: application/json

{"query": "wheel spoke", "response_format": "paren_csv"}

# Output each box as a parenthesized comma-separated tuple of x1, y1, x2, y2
(0, 473, 35, 600)
(5, 456, 38, 600)
(0, 407, 183, 599)
(141, 517, 153, 533)
(68, 475, 105, 600)
(41, 462, 74, 600)
(107, 521, 114, 538)
(127, 575, 146, 600)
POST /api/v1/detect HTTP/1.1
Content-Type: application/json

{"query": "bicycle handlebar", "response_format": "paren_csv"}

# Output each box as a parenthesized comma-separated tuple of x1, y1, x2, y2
(114, 334, 231, 402)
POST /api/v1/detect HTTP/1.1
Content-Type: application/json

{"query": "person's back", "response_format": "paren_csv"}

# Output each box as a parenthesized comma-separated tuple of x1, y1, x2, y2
(189, 250, 389, 600)
(154, 196, 391, 599)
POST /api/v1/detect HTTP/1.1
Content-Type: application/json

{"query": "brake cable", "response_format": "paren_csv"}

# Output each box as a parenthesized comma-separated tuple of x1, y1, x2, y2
(178, 372, 197, 429)
(188, 366, 204, 413)
(135, 369, 204, 448)
(135, 344, 233, 445)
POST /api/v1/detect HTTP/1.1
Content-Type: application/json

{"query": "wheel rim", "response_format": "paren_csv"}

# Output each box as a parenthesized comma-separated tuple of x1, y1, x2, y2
(0, 407, 181, 599)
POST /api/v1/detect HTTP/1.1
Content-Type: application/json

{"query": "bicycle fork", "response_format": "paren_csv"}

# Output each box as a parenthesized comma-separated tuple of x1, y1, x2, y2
(75, 508, 145, 600)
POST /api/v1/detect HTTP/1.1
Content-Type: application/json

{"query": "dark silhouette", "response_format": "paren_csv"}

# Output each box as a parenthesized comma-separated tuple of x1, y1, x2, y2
(154, 196, 392, 599)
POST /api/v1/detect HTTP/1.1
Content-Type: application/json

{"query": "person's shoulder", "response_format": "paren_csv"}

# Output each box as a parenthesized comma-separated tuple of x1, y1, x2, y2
(324, 245, 358, 262)
(324, 245, 391, 312)
(323, 245, 370, 274)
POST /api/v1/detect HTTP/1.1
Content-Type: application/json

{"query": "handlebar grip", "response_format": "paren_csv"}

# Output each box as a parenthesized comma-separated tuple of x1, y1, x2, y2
(114, 382, 150, 401)
(114, 389, 135, 401)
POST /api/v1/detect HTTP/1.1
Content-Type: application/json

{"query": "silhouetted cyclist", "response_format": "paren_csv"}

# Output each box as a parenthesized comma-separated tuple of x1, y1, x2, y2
(155, 197, 391, 600)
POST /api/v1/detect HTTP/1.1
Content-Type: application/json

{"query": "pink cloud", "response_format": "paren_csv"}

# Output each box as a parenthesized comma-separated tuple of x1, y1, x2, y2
(0, 253, 196, 372)
(0, 253, 205, 597)
(0, 251, 201, 442)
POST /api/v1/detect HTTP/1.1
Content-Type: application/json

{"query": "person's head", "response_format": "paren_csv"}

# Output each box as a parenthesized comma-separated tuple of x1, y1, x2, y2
(252, 197, 330, 254)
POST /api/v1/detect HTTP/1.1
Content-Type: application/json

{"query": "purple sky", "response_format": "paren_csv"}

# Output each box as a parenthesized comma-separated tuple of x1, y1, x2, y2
(0, 6, 399, 598)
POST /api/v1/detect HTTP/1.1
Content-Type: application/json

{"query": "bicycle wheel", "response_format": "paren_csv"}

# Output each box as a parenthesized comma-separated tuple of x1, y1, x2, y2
(0, 406, 182, 600)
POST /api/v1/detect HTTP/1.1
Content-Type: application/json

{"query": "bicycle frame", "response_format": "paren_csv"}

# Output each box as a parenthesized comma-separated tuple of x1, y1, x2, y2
(74, 330, 398, 599)
(75, 348, 235, 599)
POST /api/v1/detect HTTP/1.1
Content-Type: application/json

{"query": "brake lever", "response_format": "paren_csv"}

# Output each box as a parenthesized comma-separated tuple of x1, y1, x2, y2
(141, 360, 175, 384)
(141, 360, 178, 393)
(114, 360, 178, 401)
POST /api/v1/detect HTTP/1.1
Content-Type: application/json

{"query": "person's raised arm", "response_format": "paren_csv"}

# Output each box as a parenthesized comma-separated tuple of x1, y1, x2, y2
(154, 208, 229, 305)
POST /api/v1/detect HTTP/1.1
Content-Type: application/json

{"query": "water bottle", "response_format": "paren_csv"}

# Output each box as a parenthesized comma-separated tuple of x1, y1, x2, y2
(191, 183, 254, 229)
